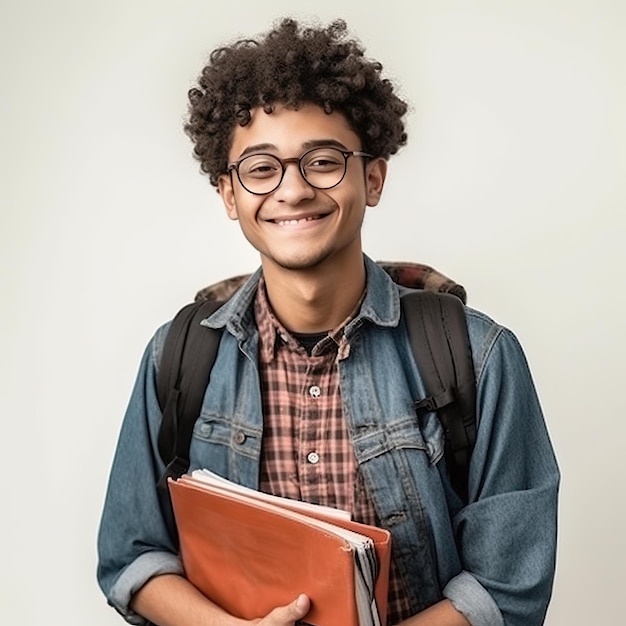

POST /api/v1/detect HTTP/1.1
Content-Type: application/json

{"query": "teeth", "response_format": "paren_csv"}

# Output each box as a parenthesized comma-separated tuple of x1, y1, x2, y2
(275, 216, 320, 226)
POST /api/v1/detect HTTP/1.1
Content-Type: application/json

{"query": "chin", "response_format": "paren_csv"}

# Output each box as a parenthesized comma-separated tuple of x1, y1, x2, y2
(269, 251, 333, 272)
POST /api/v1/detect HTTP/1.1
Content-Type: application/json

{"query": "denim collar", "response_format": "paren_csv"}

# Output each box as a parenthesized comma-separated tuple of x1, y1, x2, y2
(201, 255, 401, 342)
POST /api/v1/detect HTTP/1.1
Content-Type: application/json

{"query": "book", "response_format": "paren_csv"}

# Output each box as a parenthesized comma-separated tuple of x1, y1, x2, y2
(168, 469, 391, 626)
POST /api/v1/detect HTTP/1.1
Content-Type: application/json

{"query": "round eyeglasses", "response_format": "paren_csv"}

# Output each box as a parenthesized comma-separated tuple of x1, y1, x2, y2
(227, 147, 373, 195)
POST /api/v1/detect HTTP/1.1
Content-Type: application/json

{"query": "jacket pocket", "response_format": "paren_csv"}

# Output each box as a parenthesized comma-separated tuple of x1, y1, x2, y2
(351, 413, 443, 465)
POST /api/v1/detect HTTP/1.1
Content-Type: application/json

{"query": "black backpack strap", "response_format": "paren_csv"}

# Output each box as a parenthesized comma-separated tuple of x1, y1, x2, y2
(402, 291, 477, 504)
(156, 299, 224, 489)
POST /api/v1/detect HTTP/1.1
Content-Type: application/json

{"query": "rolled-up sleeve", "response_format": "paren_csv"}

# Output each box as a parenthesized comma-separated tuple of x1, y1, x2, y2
(97, 327, 181, 624)
(454, 319, 560, 625)
(443, 570, 504, 626)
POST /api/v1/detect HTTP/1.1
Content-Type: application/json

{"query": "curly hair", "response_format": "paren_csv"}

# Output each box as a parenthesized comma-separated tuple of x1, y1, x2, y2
(184, 18, 408, 186)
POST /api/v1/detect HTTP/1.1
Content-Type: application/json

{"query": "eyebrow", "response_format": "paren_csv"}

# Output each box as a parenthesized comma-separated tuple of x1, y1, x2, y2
(235, 138, 351, 160)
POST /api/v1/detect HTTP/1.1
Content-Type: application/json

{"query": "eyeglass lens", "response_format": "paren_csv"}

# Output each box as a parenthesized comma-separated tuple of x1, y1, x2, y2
(236, 147, 348, 194)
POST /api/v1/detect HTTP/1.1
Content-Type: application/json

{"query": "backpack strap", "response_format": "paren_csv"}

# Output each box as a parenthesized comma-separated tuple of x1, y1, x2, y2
(402, 291, 477, 504)
(156, 299, 224, 489)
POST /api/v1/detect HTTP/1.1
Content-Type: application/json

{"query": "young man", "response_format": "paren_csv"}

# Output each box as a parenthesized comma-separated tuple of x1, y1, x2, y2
(97, 19, 559, 626)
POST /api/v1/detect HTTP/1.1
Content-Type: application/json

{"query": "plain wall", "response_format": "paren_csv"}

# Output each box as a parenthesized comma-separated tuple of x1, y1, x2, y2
(2, 0, 624, 624)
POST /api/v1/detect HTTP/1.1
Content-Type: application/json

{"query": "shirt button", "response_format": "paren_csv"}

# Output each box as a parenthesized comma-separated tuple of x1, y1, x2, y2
(307, 452, 320, 464)
(309, 385, 321, 398)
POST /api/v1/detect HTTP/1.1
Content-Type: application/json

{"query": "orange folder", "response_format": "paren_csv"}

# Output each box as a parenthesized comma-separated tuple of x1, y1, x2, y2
(168, 472, 391, 626)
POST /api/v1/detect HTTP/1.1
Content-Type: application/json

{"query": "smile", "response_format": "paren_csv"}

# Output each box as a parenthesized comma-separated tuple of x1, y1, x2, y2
(270, 215, 326, 226)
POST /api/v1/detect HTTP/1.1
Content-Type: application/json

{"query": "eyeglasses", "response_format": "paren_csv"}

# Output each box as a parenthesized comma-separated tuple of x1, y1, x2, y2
(227, 147, 373, 195)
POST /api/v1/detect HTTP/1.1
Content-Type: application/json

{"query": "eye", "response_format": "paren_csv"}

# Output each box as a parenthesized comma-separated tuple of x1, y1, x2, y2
(303, 149, 344, 172)
(240, 155, 281, 178)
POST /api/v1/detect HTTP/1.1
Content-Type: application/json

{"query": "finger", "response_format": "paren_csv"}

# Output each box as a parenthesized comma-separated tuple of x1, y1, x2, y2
(267, 594, 310, 624)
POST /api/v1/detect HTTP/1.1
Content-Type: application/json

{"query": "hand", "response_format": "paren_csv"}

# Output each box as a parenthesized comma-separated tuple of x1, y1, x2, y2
(250, 594, 310, 626)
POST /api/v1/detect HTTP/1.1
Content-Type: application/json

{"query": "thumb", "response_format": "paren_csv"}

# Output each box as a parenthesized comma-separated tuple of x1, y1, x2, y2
(293, 594, 310, 617)
(270, 594, 310, 623)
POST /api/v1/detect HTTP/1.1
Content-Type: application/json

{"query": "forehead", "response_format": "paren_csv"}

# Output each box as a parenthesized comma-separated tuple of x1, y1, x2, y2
(228, 103, 361, 160)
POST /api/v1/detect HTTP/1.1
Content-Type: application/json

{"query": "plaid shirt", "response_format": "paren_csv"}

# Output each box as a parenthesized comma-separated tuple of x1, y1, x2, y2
(255, 279, 412, 625)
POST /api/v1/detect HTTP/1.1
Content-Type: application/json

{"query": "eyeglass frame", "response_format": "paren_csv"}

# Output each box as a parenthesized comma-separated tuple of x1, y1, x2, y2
(226, 147, 374, 195)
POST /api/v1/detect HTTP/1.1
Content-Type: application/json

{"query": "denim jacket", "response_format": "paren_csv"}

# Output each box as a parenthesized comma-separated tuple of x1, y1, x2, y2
(97, 256, 559, 626)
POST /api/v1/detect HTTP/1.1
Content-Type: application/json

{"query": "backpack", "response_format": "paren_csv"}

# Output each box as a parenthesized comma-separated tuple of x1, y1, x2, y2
(155, 264, 477, 504)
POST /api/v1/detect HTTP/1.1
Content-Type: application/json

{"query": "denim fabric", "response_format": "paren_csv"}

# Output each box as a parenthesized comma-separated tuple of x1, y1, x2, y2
(97, 256, 559, 626)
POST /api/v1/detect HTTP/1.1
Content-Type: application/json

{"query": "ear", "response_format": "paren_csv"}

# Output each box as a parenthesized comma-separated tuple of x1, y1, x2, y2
(364, 158, 387, 207)
(218, 173, 239, 220)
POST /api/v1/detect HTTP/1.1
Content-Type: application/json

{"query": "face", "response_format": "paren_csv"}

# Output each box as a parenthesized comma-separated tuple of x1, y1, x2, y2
(218, 103, 387, 274)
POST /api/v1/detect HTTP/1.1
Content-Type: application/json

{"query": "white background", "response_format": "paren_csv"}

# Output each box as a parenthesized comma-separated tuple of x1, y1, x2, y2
(1, 0, 624, 624)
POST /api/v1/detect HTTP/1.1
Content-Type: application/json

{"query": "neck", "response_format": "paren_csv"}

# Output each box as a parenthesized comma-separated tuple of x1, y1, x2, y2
(261, 254, 366, 333)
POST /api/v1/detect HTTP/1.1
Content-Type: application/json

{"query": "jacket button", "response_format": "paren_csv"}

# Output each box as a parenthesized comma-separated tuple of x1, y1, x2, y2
(234, 431, 246, 445)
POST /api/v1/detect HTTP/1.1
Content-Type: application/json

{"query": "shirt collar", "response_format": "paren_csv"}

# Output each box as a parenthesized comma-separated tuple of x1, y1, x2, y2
(254, 276, 366, 362)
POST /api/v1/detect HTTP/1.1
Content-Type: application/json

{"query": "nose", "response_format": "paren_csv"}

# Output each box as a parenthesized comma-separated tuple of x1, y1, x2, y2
(272, 160, 316, 203)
